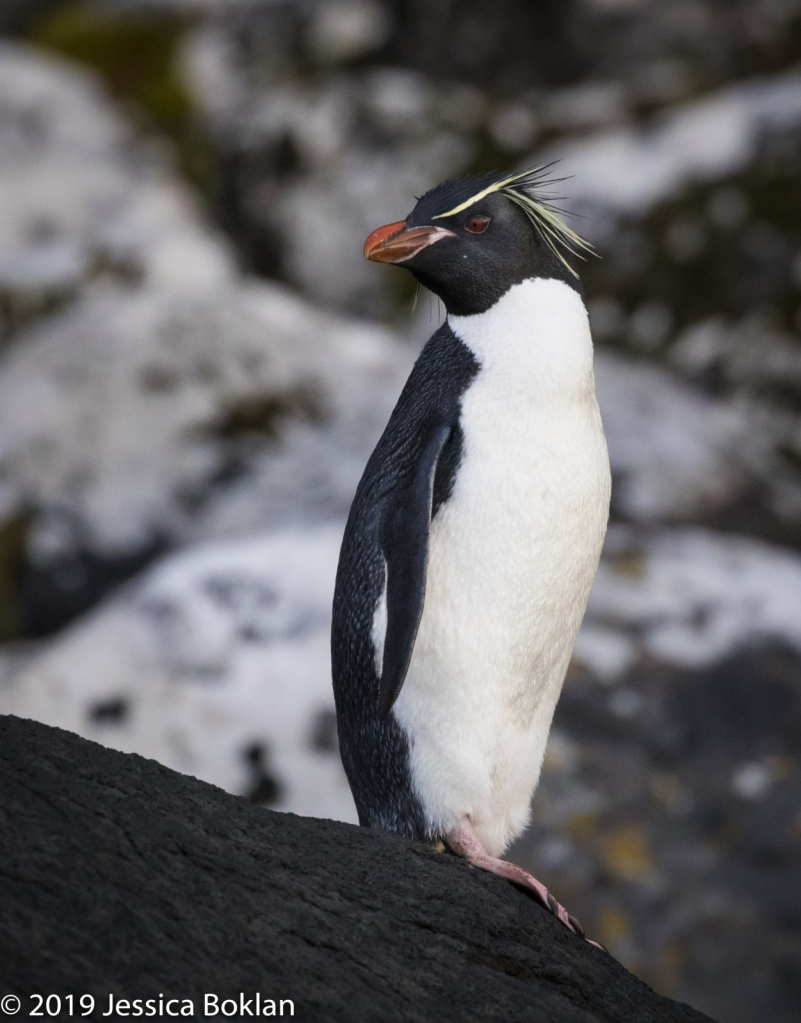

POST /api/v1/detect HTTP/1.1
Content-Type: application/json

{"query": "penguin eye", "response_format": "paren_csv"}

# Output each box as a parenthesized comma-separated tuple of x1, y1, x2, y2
(464, 215, 490, 234)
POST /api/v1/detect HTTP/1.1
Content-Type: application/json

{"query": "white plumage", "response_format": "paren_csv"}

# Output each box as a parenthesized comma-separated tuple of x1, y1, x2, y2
(383, 277, 611, 856)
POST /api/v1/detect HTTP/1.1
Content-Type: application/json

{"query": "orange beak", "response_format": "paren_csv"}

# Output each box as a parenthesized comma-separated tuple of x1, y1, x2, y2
(364, 220, 456, 263)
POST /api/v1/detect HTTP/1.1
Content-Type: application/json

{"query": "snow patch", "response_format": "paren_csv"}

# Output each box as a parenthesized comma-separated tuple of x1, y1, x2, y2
(580, 526, 801, 674)
(0, 524, 358, 824)
(544, 69, 801, 219)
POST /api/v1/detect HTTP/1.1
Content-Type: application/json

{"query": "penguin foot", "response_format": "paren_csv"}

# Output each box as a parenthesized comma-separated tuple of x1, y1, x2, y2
(443, 817, 599, 948)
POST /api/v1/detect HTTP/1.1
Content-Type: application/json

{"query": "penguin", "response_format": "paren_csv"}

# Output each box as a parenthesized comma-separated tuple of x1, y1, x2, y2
(331, 167, 611, 942)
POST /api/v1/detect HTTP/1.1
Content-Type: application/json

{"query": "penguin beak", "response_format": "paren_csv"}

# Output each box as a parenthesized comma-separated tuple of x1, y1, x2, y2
(364, 221, 456, 263)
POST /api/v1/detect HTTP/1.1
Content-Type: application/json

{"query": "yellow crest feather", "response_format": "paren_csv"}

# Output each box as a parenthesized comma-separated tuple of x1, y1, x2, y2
(432, 165, 595, 278)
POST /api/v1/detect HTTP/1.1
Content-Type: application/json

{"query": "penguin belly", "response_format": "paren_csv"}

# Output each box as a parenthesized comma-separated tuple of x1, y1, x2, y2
(391, 278, 611, 857)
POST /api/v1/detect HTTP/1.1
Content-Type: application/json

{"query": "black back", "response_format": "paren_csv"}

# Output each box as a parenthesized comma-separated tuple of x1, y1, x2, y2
(331, 323, 479, 837)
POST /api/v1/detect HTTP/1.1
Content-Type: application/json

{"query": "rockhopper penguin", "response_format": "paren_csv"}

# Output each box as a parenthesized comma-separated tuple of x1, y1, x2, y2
(331, 168, 611, 943)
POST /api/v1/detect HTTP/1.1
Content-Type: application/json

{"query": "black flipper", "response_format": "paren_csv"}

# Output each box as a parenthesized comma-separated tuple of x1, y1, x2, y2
(376, 423, 451, 718)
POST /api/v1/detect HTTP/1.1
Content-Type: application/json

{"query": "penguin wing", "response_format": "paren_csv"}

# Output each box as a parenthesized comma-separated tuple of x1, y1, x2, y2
(376, 422, 451, 718)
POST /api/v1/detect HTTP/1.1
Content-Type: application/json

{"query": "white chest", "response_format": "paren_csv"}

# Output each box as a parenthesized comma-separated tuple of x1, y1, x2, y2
(390, 278, 611, 854)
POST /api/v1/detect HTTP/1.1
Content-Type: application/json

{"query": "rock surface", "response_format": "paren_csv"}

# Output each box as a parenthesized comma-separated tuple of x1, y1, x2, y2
(579, 525, 801, 675)
(0, 276, 412, 635)
(0, 6, 799, 1022)
(594, 356, 764, 524)
(0, 39, 233, 341)
(0, 714, 715, 1023)
(6, 522, 801, 819)
(4, 526, 801, 1020)
(514, 643, 801, 1023)
(0, 523, 357, 822)
(0, 283, 410, 553)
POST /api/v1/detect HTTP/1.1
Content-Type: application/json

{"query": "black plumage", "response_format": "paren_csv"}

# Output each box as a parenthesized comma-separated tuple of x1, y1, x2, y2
(331, 323, 478, 836)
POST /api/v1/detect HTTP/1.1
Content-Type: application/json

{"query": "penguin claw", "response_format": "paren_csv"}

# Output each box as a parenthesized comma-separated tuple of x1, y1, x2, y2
(443, 817, 603, 950)
(508, 876, 550, 911)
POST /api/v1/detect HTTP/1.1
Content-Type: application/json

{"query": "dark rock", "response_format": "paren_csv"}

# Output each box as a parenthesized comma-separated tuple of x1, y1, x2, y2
(21, 531, 166, 639)
(0, 0, 60, 36)
(242, 739, 284, 806)
(380, 0, 586, 91)
(0, 715, 714, 1022)
(512, 644, 801, 1023)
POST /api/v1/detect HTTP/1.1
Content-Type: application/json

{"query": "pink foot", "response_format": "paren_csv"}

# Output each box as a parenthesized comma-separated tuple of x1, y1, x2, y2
(443, 817, 605, 951)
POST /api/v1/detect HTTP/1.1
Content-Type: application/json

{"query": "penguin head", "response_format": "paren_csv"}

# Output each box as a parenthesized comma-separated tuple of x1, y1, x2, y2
(364, 167, 594, 316)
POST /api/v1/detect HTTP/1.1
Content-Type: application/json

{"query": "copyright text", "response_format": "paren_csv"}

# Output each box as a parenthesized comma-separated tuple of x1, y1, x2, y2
(1, 993, 294, 1017)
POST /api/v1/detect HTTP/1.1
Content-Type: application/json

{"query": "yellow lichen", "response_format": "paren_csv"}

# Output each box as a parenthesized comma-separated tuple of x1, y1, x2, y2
(29, 3, 215, 196)
(597, 903, 631, 946)
(600, 824, 654, 881)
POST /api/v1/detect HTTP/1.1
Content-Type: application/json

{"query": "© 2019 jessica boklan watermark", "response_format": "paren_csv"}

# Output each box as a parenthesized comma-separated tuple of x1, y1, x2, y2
(0, 993, 295, 1016)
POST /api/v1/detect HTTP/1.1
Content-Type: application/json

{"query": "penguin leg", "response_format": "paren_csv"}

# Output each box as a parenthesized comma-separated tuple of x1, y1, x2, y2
(443, 817, 602, 949)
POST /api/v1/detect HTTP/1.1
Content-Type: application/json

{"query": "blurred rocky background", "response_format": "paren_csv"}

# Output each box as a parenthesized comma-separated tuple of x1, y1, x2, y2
(0, 1, 799, 1020)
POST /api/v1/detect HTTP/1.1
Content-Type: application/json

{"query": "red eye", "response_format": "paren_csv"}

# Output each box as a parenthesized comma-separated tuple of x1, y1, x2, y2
(464, 215, 490, 234)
